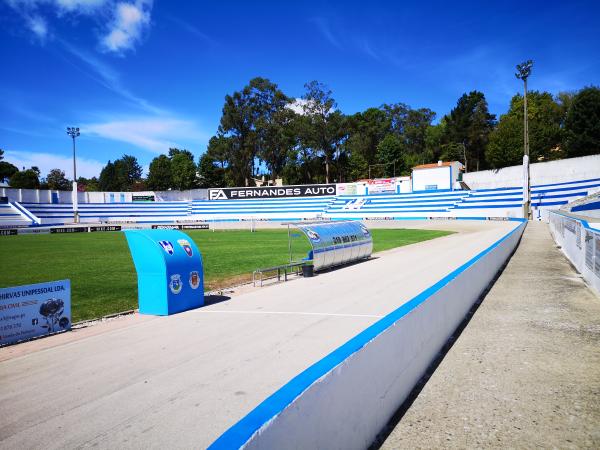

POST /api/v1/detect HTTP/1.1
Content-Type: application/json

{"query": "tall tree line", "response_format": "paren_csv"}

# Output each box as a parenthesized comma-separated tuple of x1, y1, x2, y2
(3, 82, 599, 191)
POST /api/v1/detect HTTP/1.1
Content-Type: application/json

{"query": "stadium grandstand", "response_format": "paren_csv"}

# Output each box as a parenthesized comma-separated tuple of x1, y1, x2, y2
(1, 155, 599, 228)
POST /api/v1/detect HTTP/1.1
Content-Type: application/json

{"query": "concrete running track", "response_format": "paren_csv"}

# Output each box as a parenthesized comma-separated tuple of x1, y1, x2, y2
(0, 220, 517, 449)
(380, 221, 600, 449)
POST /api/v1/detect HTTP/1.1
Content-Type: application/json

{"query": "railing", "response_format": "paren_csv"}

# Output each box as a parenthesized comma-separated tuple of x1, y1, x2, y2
(548, 210, 600, 295)
(252, 262, 305, 287)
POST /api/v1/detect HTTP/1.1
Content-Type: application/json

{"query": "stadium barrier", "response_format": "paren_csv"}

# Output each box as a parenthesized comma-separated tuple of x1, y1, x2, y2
(208, 218, 527, 450)
(548, 211, 600, 295)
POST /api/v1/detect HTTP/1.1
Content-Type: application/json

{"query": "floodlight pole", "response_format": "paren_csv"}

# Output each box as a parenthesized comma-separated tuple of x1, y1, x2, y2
(516, 60, 533, 220)
(66, 127, 80, 223)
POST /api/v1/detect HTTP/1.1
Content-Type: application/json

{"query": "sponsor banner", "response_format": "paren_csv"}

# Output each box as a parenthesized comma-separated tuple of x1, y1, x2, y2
(365, 178, 397, 194)
(181, 224, 209, 230)
(50, 227, 86, 234)
(0, 280, 71, 346)
(89, 225, 122, 232)
(18, 228, 50, 235)
(365, 217, 394, 221)
(585, 230, 594, 270)
(429, 216, 457, 220)
(596, 236, 600, 276)
(488, 217, 510, 221)
(132, 195, 155, 202)
(0, 229, 18, 236)
(107, 219, 137, 224)
(152, 224, 182, 230)
(336, 183, 357, 196)
(208, 184, 337, 200)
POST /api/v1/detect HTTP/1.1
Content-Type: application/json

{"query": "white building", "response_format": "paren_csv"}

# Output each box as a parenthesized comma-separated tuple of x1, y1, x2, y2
(411, 161, 464, 192)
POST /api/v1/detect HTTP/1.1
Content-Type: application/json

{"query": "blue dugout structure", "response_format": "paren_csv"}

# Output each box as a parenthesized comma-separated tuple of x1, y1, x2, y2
(294, 221, 373, 271)
(124, 229, 204, 315)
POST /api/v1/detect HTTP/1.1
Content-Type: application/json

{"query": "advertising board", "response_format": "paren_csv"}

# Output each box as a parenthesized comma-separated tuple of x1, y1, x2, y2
(0, 280, 71, 346)
(364, 178, 397, 194)
(585, 230, 594, 270)
(208, 184, 336, 200)
(50, 227, 86, 234)
(132, 195, 155, 202)
(89, 225, 122, 232)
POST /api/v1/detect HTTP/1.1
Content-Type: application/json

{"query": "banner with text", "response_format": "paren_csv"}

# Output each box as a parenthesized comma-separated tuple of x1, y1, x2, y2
(0, 280, 71, 346)
(208, 184, 337, 200)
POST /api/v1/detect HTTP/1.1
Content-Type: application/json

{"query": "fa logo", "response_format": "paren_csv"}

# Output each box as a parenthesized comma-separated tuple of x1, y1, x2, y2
(209, 189, 228, 200)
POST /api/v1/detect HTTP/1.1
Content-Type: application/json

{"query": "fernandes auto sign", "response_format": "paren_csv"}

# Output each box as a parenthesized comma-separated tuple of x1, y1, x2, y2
(208, 184, 337, 200)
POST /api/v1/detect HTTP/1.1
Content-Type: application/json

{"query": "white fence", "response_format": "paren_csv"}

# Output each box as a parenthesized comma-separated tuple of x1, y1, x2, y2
(463, 154, 600, 190)
(548, 211, 600, 295)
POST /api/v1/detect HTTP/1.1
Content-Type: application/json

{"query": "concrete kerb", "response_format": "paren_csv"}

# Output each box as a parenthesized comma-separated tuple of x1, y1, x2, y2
(208, 219, 527, 449)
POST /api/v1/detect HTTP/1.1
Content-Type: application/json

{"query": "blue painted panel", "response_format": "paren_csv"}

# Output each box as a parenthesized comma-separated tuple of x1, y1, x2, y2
(124, 229, 204, 315)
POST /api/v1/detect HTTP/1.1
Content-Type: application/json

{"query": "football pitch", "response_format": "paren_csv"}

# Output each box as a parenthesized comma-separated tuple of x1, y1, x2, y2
(0, 228, 452, 322)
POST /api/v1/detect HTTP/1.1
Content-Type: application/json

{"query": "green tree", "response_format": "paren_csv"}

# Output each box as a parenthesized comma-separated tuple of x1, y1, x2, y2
(404, 108, 436, 163)
(0, 160, 18, 183)
(443, 91, 495, 171)
(346, 107, 390, 178)
(300, 80, 348, 183)
(206, 135, 231, 170)
(486, 91, 563, 168)
(218, 78, 287, 186)
(147, 154, 172, 191)
(171, 152, 197, 190)
(9, 169, 40, 189)
(377, 134, 405, 176)
(424, 119, 447, 162)
(197, 153, 226, 188)
(98, 161, 118, 191)
(114, 154, 143, 190)
(259, 107, 297, 183)
(77, 176, 100, 191)
(564, 86, 600, 157)
(45, 168, 71, 190)
(169, 148, 195, 160)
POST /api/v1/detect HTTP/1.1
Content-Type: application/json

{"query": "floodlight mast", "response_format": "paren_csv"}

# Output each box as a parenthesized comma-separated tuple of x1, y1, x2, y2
(515, 60, 533, 220)
(66, 127, 80, 223)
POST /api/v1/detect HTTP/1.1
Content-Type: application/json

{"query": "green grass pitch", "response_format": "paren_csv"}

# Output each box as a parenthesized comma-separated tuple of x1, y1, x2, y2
(0, 228, 452, 322)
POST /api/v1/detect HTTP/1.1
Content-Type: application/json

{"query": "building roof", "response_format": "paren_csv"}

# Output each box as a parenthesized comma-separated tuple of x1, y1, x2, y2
(412, 161, 459, 170)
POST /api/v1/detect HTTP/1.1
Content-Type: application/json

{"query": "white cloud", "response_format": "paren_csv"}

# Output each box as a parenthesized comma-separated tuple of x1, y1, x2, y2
(287, 98, 308, 115)
(101, 0, 152, 53)
(27, 14, 48, 39)
(55, 0, 108, 13)
(4, 149, 105, 179)
(83, 117, 208, 153)
(5, 0, 154, 53)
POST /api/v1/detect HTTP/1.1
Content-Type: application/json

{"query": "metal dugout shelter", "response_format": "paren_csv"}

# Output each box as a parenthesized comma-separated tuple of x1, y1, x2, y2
(287, 220, 373, 271)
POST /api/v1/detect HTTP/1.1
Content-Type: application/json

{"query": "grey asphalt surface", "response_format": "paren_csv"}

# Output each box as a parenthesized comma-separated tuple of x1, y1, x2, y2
(0, 220, 516, 449)
(380, 221, 600, 449)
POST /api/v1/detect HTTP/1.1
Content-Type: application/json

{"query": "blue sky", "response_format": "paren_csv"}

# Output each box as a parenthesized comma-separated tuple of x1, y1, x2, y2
(1, 0, 599, 179)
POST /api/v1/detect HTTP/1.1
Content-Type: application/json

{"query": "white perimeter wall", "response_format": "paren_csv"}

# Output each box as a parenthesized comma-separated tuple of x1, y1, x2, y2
(0, 188, 208, 203)
(464, 154, 600, 189)
(210, 220, 526, 450)
(412, 166, 452, 191)
(548, 212, 600, 295)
